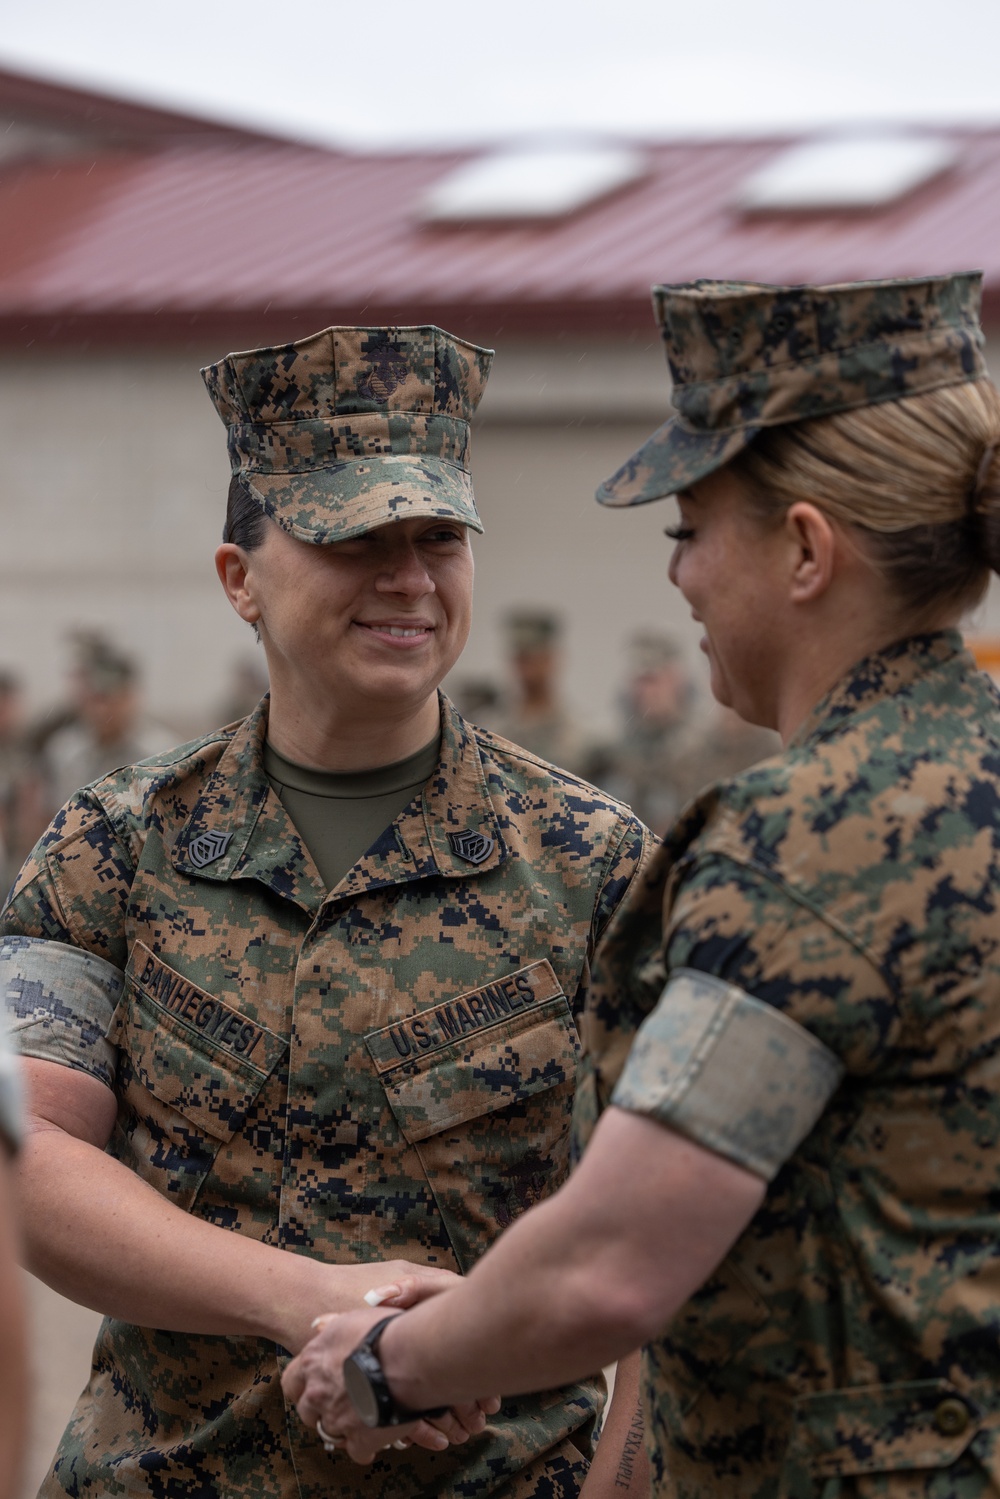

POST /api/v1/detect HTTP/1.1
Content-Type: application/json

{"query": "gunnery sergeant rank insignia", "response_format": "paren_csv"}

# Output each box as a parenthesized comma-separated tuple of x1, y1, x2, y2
(448, 829, 496, 865)
(187, 830, 233, 869)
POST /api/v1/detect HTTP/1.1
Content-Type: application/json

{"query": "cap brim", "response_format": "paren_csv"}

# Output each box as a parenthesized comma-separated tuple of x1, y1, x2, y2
(596, 415, 759, 507)
(243, 454, 483, 543)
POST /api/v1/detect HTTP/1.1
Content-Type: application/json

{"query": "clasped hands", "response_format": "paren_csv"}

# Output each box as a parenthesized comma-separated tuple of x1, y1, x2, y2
(281, 1270, 499, 1466)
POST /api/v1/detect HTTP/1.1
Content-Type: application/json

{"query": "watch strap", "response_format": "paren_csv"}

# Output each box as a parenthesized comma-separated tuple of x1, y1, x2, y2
(345, 1315, 447, 1428)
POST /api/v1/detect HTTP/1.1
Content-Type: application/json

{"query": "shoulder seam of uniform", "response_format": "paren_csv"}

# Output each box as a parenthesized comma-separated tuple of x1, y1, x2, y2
(80, 726, 238, 833)
(75, 794, 140, 881)
(683, 845, 898, 1005)
(106, 724, 237, 777)
(590, 816, 655, 949)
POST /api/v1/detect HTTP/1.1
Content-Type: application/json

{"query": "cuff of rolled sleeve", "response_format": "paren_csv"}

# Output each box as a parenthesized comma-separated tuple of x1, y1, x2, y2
(0, 935, 124, 1089)
(610, 967, 844, 1181)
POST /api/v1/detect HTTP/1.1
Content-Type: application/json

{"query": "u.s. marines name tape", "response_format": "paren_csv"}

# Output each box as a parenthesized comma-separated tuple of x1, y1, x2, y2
(366, 959, 564, 1072)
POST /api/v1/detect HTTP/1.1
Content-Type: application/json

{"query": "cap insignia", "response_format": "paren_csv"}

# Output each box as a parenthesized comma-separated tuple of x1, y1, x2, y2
(188, 830, 233, 869)
(358, 345, 409, 404)
(448, 829, 496, 865)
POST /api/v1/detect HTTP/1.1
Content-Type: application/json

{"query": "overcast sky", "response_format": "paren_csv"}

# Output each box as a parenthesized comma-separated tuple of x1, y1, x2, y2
(2, 0, 999, 149)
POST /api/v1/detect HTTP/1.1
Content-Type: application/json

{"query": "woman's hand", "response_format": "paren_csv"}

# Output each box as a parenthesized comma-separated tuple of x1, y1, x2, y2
(348, 1263, 461, 1312)
(282, 1305, 500, 1464)
(270, 1260, 462, 1354)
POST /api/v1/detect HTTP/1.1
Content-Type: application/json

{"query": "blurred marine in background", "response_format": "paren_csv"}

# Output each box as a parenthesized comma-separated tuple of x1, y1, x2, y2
(587, 633, 697, 834)
(589, 633, 776, 835)
(42, 633, 174, 815)
(492, 609, 591, 774)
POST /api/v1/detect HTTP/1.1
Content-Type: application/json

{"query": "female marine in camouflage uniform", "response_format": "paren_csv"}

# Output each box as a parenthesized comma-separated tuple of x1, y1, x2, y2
(286, 273, 1000, 1499)
(2, 324, 651, 1499)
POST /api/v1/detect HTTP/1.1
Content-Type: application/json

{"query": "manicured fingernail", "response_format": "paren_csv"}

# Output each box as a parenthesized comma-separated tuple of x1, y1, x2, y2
(310, 1313, 335, 1330)
(392, 1439, 410, 1450)
(364, 1285, 399, 1306)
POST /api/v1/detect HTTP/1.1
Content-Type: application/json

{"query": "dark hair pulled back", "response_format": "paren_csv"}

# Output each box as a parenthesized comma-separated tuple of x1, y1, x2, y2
(223, 475, 269, 552)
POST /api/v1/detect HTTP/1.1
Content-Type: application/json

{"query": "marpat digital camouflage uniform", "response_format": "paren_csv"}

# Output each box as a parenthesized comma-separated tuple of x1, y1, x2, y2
(578, 274, 1000, 1496)
(576, 632, 1000, 1497)
(3, 693, 649, 1498)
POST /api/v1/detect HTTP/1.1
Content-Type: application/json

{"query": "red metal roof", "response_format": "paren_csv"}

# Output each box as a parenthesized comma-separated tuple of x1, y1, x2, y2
(3, 91, 1000, 346)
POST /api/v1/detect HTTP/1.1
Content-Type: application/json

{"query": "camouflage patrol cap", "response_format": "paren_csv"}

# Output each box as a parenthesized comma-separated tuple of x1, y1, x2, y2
(628, 632, 681, 675)
(598, 272, 988, 507)
(202, 325, 494, 543)
(506, 610, 561, 654)
(70, 631, 136, 693)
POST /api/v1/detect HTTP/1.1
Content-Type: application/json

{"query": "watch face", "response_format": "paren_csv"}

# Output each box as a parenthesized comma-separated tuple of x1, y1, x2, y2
(344, 1351, 382, 1428)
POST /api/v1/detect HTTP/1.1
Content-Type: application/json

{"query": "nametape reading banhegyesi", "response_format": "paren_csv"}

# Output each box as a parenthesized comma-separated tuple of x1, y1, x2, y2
(129, 943, 271, 1064)
(366, 959, 565, 1072)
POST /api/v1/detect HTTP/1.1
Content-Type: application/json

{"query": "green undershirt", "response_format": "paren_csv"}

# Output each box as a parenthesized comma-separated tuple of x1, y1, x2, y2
(263, 735, 441, 891)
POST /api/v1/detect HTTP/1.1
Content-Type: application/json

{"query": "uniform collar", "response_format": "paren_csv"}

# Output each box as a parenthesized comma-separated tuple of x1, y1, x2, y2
(170, 693, 506, 913)
(330, 692, 506, 903)
(787, 630, 967, 751)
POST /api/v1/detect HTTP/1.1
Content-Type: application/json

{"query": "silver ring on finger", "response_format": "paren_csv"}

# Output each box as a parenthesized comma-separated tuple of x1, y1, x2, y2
(316, 1417, 345, 1453)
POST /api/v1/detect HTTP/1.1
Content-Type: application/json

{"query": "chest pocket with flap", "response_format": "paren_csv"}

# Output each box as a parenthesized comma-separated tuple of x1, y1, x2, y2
(366, 959, 580, 1271)
(108, 941, 287, 1210)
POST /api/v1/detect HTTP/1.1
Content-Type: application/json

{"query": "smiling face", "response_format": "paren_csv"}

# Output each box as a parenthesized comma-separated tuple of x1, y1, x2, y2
(667, 466, 792, 729)
(219, 514, 474, 742)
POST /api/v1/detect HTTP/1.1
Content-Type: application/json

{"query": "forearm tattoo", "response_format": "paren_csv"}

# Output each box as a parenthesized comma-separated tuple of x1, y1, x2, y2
(615, 1398, 645, 1490)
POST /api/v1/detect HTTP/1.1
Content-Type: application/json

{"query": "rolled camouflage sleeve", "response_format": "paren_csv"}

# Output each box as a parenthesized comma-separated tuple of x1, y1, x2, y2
(611, 967, 843, 1180)
(610, 854, 894, 1178)
(0, 793, 133, 1086)
(0, 936, 124, 1087)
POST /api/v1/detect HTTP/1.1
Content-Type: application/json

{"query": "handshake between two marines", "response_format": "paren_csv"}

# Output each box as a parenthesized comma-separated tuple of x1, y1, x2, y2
(7, 269, 1000, 1499)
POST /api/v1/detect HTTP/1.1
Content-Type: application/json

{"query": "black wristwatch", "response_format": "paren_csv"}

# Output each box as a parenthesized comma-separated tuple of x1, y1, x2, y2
(342, 1316, 447, 1429)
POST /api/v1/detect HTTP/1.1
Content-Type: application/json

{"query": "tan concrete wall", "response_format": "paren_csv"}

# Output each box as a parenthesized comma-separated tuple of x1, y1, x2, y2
(0, 348, 247, 739)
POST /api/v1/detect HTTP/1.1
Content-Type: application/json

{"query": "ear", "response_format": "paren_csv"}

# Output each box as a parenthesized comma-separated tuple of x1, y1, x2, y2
(214, 543, 261, 624)
(784, 502, 837, 604)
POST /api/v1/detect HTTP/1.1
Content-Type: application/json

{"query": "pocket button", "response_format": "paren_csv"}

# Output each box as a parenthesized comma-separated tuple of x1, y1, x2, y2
(933, 1398, 970, 1437)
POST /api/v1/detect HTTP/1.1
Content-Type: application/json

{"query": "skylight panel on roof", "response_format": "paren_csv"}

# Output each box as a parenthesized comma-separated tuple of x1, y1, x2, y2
(738, 134, 957, 211)
(420, 143, 646, 222)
